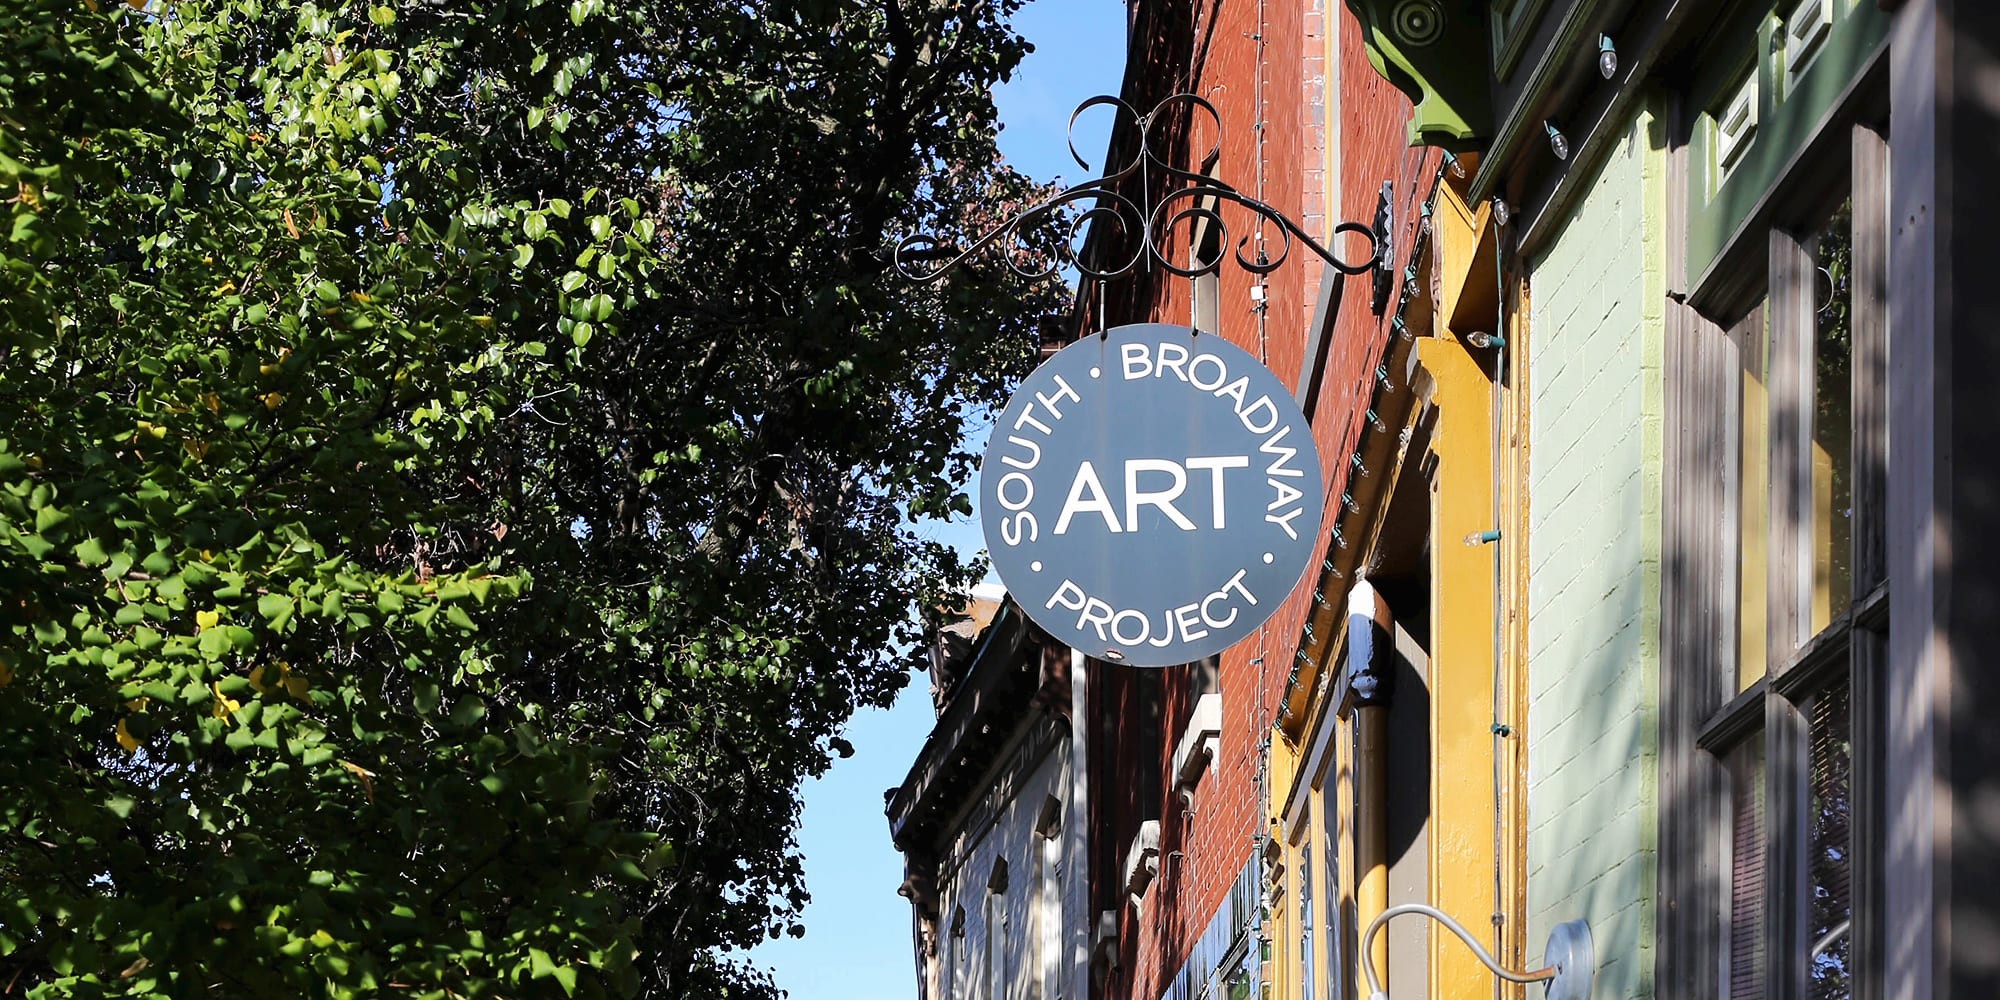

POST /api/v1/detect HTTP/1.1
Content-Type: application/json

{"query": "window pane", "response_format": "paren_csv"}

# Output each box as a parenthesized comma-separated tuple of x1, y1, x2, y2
(1807, 682, 1853, 1000)
(1728, 740, 1768, 1000)
(1322, 781, 1346, 1000)
(1740, 304, 1771, 690)
(1300, 849, 1315, 1000)
(1810, 201, 1855, 632)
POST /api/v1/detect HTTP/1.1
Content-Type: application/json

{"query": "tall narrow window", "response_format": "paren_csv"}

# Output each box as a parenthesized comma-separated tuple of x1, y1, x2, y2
(1736, 303, 1772, 689)
(1299, 849, 1315, 1000)
(1808, 201, 1854, 634)
(950, 906, 966, 1000)
(1193, 221, 1223, 334)
(1034, 796, 1063, 1000)
(1805, 682, 1853, 1000)
(1030, 837, 1046, 1000)
(985, 859, 1009, 1000)
(1727, 740, 1768, 1000)
(1322, 778, 1347, 1000)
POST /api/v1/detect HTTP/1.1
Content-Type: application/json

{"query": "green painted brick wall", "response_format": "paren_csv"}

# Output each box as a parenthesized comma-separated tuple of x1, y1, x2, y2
(1523, 104, 1665, 1000)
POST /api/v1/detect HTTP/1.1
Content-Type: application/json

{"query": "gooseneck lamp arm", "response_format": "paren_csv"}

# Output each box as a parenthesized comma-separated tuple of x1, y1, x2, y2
(1360, 904, 1595, 1000)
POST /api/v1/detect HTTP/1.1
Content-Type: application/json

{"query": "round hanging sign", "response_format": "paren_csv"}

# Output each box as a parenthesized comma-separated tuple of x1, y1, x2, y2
(980, 323, 1324, 666)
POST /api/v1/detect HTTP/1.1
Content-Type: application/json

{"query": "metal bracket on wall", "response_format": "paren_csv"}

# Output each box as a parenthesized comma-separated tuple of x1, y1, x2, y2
(1371, 181, 1395, 314)
(894, 94, 1383, 288)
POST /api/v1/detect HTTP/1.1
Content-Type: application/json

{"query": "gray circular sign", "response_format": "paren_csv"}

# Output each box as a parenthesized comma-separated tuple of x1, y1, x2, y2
(981, 323, 1324, 666)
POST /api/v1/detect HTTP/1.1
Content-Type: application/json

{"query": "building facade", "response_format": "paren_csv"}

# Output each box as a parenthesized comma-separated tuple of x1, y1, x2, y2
(893, 2, 2000, 1000)
(889, 591, 1090, 1000)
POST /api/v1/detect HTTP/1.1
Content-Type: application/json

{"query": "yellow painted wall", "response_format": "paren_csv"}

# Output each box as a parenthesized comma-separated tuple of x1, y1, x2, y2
(1415, 337, 1501, 1000)
(1267, 732, 1300, 1000)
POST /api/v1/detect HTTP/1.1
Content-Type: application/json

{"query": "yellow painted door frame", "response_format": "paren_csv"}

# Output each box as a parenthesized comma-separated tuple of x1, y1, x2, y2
(1415, 337, 1501, 1000)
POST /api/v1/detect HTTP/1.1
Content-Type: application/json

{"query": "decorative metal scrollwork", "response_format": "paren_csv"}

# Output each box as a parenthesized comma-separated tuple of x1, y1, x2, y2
(894, 94, 1382, 285)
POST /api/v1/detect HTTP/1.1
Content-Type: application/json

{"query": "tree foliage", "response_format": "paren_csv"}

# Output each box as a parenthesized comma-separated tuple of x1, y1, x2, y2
(0, 0, 1059, 995)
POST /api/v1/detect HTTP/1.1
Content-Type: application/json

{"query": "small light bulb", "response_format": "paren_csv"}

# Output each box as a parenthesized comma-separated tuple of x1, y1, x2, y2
(1463, 529, 1502, 547)
(1545, 120, 1569, 161)
(1598, 35, 1618, 80)
(1491, 197, 1512, 227)
(1466, 330, 1506, 349)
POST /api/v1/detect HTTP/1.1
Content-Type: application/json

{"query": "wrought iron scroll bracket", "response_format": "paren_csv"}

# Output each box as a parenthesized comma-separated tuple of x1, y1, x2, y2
(893, 94, 1383, 288)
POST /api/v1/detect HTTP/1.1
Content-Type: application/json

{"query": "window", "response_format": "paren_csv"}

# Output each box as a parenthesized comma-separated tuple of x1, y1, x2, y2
(985, 859, 1010, 1000)
(1034, 797, 1063, 1000)
(1734, 301, 1771, 689)
(1320, 780, 1348, 1000)
(949, 906, 967, 1000)
(1192, 221, 1222, 334)
(1666, 120, 1886, 1000)
(1299, 848, 1316, 1000)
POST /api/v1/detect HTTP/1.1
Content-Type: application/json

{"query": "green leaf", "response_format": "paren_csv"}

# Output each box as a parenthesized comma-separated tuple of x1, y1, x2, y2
(75, 536, 109, 566)
(257, 593, 295, 631)
(413, 681, 440, 715)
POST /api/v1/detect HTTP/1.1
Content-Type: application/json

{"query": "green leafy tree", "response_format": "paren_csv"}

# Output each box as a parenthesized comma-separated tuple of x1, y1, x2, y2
(0, 0, 1060, 995)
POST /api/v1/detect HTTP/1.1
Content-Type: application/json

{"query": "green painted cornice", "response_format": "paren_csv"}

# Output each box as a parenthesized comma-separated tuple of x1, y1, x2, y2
(1343, 0, 1495, 148)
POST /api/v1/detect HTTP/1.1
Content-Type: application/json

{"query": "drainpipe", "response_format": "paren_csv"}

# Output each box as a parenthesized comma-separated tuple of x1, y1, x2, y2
(1068, 646, 1088, 1000)
(1348, 578, 1395, 990)
(1488, 207, 1510, 997)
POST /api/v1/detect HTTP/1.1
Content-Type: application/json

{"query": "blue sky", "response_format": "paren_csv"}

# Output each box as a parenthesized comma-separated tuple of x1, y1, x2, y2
(742, 4, 1128, 997)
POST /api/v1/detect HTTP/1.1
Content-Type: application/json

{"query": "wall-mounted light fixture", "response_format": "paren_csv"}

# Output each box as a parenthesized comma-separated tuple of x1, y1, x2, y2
(1598, 33, 1619, 79)
(1360, 904, 1594, 1000)
(1441, 150, 1467, 179)
(1544, 120, 1570, 161)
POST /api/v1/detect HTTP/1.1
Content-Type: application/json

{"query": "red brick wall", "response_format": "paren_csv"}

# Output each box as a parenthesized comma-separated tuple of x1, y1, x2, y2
(1087, 3, 1440, 998)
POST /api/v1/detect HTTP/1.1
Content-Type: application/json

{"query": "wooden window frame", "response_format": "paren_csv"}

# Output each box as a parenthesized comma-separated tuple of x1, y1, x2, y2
(1662, 108, 1888, 1000)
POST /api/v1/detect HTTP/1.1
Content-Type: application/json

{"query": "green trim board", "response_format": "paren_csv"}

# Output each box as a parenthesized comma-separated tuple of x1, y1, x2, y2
(1465, 0, 1612, 202)
(1684, 0, 1888, 285)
